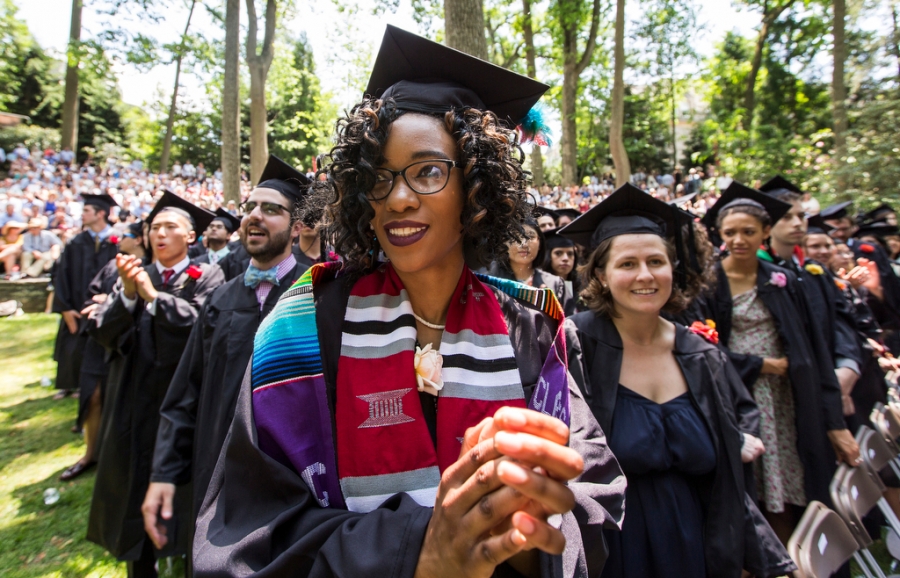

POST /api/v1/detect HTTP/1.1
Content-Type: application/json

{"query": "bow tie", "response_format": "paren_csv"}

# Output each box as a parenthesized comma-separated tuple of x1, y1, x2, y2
(244, 266, 280, 289)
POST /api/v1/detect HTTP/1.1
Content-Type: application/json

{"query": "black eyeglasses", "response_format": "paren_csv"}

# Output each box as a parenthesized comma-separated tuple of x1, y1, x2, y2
(239, 201, 290, 216)
(367, 159, 461, 201)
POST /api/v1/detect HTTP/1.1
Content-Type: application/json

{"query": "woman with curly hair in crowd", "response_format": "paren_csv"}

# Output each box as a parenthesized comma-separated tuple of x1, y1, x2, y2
(687, 182, 860, 548)
(193, 26, 625, 578)
(560, 183, 794, 577)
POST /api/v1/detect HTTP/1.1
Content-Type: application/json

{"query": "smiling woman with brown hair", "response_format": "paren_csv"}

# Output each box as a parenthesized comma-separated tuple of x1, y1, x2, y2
(561, 184, 793, 578)
(193, 26, 625, 578)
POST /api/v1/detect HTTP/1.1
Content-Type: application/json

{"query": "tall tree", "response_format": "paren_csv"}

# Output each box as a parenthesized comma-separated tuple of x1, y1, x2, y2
(832, 0, 848, 191)
(609, 0, 630, 186)
(60, 0, 83, 151)
(159, 0, 198, 175)
(444, 0, 488, 58)
(222, 0, 241, 203)
(521, 0, 545, 187)
(741, 0, 798, 127)
(246, 0, 278, 184)
(634, 0, 700, 171)
(553, 0, 601, 186)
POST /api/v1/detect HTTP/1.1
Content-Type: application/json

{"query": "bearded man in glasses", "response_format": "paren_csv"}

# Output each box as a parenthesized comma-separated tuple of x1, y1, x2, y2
(142, 156, 313, 566)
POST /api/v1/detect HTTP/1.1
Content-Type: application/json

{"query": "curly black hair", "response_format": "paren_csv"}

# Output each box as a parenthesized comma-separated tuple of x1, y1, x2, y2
(306, 97, 532, 274)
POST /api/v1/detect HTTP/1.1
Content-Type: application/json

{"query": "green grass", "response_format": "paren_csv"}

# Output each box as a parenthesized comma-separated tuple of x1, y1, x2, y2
(0, 314, 125, 578)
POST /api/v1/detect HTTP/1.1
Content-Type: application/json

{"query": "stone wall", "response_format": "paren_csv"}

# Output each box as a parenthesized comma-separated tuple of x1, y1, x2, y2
(0, 278, 52, 313)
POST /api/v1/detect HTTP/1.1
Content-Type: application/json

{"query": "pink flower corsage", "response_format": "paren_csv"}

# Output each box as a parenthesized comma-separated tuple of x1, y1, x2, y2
(414, 343, 444, 396)
(688, 321, 719, 345)
(186, 265, 203, 280)
(769, 272, 787, 288)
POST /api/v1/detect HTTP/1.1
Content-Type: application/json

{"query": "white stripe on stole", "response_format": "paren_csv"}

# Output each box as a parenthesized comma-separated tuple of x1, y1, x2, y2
(442, 366, 522, 388)
(439, 340, 516, 361)
(345, 486, 439, 513)
(341, 326, 417, 348)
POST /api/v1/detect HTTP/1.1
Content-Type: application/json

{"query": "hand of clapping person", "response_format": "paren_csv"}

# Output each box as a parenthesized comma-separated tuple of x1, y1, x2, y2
(837, 265, 869, 289)
(857, 258, 883, 300)
(413, 407, 583, 578)
(116, 254, 158, 303)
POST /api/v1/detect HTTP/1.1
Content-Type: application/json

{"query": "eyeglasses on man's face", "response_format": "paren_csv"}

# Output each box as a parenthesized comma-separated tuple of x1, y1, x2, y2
(366, 159, 461, 201)
(239, 201, 290, 216)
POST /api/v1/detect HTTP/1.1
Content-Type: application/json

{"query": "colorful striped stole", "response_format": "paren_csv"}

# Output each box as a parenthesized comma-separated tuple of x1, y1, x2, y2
(251, 262, 570, 513)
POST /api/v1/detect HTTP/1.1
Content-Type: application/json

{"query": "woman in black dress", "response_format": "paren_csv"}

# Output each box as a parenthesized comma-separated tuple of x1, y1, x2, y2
(561, 184, 793, 578)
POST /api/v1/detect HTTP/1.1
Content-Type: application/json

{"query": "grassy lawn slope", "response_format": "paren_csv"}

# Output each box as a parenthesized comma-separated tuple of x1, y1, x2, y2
(0, 314, 124, 578)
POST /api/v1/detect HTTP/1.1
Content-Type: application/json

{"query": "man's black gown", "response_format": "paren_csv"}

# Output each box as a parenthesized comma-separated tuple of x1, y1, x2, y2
(76, 258, 121, 426)
(567, 313, 794, 578)
(193, 274, 627, 578)
(768, 254, 863, 370)
(52, 231, 118, 391)
(687, 259, 846, 506)
(87, 262, 224, 561)
(151, 259, 308, 526)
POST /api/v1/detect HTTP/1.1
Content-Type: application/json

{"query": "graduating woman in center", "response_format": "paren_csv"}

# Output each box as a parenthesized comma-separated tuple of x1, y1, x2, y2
(560, 184, 794, 578)
(193, 26, 625, 578)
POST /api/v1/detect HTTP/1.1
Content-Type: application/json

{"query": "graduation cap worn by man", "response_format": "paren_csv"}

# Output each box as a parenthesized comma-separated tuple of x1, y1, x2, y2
(256, 155, 312, 212)
(147, 190, 216, 233)
(558, 183, 699, 287)
(212, 208, 241, 234)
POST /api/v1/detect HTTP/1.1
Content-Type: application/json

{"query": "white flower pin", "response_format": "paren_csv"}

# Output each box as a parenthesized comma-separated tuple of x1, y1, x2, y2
(414, 343, 444, 396)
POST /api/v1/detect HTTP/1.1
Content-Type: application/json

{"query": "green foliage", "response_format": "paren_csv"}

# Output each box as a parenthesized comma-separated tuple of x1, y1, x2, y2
(267, 35, 338, 171)
(0, 126, 61, 155)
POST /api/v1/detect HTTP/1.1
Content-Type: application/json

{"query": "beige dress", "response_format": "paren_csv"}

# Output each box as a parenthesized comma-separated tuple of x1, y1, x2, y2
(729, 287, 807, 513)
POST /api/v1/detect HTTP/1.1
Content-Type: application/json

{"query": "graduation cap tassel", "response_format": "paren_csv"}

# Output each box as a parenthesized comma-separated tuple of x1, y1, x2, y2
(517, 104, 553, 147)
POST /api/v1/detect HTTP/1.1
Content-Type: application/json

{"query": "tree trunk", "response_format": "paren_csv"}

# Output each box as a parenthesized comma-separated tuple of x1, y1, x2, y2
(60, 0, 82, 152)
(892, 0, 900, 83)
(832, 0, 848, 190)
(245, 0, 278, 184)
(521, 0, 544, 187)
(743, 1, 795, 129)
(558, 0, 601, 187)
(670, 74, 677, 171)
(444, 0, 488, 59)
(222, 0, 241, 204)
(609, 0, 630, 187)
(160, 0, 197, 175)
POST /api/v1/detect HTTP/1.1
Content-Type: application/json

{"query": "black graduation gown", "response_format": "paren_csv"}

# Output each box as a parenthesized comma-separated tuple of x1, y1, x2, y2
(690, 259, 846, 505)
(568, 313, 795, 578)
(76, 258, 121, 426)
(193, 274, 627, 578)
(52, 230, 119, 391)
(87, 262, 225, 561)
(213, 241, 249, 281)
(849, 238, 900, 328)
(769, 254, 863, 369)
(151, 260, 309, 525)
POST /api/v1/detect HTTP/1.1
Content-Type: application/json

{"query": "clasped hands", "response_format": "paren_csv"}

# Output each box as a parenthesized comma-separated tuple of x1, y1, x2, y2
(414, 407, 584, 578)
(116, 254, 157, 304)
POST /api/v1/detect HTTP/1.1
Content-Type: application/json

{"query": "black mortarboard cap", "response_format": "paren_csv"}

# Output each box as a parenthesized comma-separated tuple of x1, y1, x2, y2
(365, 25, 549, 126)
(759, 175, 804, 198)
(555, 208, 583, 223)
(534, 206, 559, 222)
(806, 214, 834, 236)
(701, 181, 791, 230)
(558, 183, 698, 287)
(544, 227, 575, 250)
(82, 194, 118, 212)
(820, 201, 853, 220)
(861, 203, 896, 223)
(257, 155, 312, 207)
(212, 208, 241, 233)
(147, 190, 216, 233)
(856, 221, 900, 240)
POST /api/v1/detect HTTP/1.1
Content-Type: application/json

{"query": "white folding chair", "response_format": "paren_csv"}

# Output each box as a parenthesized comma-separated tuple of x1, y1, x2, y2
(788, 501, 862, 578)
(830, 464, 888, 577)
